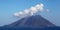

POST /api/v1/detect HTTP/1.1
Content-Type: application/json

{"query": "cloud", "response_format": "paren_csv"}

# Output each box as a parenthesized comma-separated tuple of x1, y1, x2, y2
(13, 3, 44, 18)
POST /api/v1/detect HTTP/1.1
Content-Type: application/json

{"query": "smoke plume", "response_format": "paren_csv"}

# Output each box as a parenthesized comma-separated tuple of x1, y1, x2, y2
(14, 3, 44, 18)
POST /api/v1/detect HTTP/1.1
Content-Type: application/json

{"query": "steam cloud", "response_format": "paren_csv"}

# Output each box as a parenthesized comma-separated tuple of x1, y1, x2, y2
(14, 3, 44, 18)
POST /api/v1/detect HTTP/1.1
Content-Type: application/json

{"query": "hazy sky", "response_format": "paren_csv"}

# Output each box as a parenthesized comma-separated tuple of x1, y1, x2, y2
(0, 0, 60, 26)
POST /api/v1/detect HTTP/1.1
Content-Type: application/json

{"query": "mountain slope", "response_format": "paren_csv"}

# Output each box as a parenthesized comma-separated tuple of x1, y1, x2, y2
(8, 15, 55, 27)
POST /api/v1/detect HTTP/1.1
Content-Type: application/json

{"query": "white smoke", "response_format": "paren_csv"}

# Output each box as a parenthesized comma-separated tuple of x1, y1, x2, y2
(46, 9, 50, 12)
(14, 3, 44, 18)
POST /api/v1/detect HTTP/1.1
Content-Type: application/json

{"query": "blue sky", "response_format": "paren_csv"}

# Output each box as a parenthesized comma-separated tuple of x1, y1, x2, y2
(0, 0, 60, 26)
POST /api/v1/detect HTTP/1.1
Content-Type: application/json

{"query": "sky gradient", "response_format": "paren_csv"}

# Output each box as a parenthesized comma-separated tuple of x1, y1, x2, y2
(0, 0, 60, 26)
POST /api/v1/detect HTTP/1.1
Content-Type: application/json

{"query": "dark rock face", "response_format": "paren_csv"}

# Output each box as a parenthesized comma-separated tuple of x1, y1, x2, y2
(9, 15, 55, 27)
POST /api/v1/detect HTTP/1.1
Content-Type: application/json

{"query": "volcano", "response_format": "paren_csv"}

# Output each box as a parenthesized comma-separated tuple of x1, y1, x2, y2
(8, 15, 55, 27)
